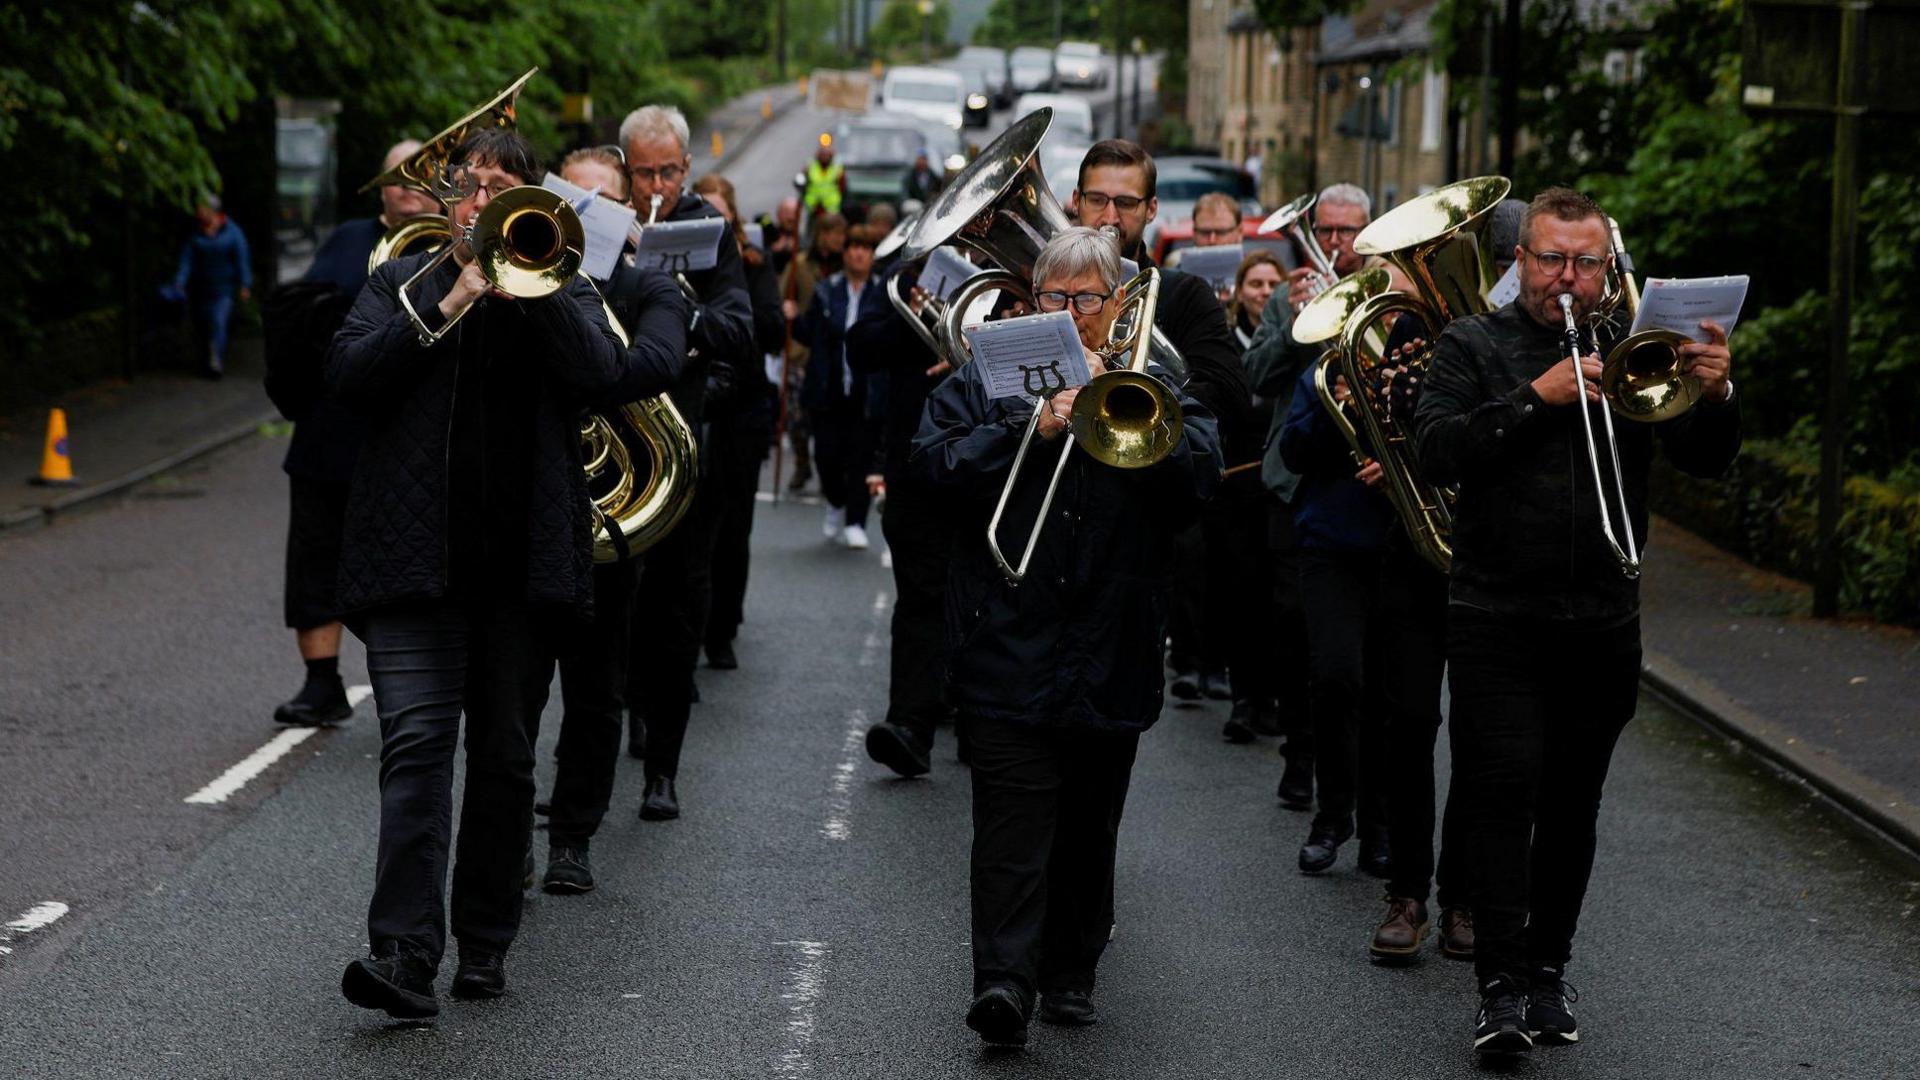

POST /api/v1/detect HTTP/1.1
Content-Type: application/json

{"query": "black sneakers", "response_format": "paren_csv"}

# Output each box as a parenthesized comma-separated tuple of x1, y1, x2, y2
(543, 846, 595, 894)
(1169, 667, 1202, 701)
(1528, 966, 1581, 1045)
(450, 948, 507, 1000)
(639, 776, 680, 820)
(273, 676, 352, 726)
(966, 984, 1029, 1047)
(1276, 750, 1314, 811)
(1221, 700, 1259, 744)
(1298, 818, 1354, 874)
(865, 721, 932, 778)
(341, 944, 438, 1020)
(1474, 975, 1533, 1059)
(1038, 989, 1099, 1027)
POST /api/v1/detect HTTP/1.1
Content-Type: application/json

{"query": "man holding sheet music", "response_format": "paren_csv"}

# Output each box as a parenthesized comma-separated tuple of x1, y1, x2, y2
(1412, 187, 1739, 1061)
(911, 226, 1222, 1047)
(618, 104, 756, 823)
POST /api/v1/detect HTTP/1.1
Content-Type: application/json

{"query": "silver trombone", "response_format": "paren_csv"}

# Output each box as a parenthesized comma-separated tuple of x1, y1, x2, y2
(1258, 191, 1339, 308)
(1557, 292, 1642, 579)
(987, 268, 1184, 585)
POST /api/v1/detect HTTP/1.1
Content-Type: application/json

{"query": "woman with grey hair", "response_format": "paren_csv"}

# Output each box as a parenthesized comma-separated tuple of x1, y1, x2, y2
(909, 225, 1224, 1047)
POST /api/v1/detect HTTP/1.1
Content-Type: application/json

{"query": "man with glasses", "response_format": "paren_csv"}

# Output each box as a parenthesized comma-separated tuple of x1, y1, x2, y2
(913, 226, 1222, 1047)
(1287, 182, 1371, 312)
(1414, 188, 1739, 1060)
(618, 104, 756, 823)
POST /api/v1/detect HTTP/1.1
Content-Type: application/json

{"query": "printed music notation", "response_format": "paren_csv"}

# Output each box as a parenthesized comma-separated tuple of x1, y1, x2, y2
(1630, 275, 1749, 341)
(540, 172, 637, 281)
(634, 217, 727, 274)
(1171, 243, 1243, 291)
(917, 247, 980, 300)
(963, 311, 1093, 401)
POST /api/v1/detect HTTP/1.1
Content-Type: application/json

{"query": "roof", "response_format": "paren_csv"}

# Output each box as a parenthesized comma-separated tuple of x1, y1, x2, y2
(1316, 4, 1434, 65)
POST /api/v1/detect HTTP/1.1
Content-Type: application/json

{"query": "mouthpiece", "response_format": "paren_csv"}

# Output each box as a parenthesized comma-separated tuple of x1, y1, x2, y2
(1557, 293, 1574, 313)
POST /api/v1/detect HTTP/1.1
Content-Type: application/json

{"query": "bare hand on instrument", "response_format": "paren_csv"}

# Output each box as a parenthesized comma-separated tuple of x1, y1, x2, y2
(1036, 388, 1080, 441)
(923, 358, 953, 377)
(1682, 320, 1733, 402)
(1331, 373, 1352, 405)
(909, 285, 930, 316)
(1356, 459, 1385, 489)
(866, 473, 886, 497)
(1287, 267, 1327, 311)
(1532, 351, 1603, 406)
(437, 261, 500, 323)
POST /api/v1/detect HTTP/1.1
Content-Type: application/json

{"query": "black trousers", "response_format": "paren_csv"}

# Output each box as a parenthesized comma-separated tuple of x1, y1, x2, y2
(811, 402, 871, 527)
(880, 484, 954, 744)
(1268, 502, 1313, 748)
(627, 483, 723, 780)
(706, 416, 768, 651)
(1446, 606, 1641, 982)
(360, 599, 554, 966)
(1165, 522, 1219, 674)
(1371, 549, 1458, 906)
(1295, 547, 1391, 834)
(1205, 472, 1275, 702)
(967, 715, 1139, 1001)
(547, 559, 643, 849)
(283, 476, 349, 630)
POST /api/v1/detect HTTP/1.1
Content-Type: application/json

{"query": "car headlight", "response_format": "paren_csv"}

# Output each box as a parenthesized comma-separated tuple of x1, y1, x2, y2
(1077, 67, 1091, 78)
(967, 93, 988, 110)
(945, 153, 968, 173)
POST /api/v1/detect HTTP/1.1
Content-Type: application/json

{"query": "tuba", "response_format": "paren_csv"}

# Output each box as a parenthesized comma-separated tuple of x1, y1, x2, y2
(897, 109, 1187, 380)
(1294, 175, 1513, 573)
(363, 70, 697, 562)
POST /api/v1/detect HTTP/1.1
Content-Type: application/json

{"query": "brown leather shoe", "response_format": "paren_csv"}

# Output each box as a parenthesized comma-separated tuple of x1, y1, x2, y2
(1368, 896, 1430, 961)
(1439, 907, 1475, 960)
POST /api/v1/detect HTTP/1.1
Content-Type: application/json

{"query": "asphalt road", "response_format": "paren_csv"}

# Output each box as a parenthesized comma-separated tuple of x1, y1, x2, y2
(2, 429, 1918, 1078)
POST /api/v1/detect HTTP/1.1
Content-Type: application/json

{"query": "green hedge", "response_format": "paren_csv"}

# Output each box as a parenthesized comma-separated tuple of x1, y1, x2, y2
(1652, 439, 1920, 626)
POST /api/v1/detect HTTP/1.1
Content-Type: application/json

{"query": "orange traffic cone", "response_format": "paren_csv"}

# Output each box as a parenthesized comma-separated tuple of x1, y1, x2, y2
(28, 407, 77, 487)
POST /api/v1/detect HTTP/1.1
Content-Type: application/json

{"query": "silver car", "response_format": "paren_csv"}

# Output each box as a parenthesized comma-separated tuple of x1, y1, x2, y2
(1052, 42, 1106, 90)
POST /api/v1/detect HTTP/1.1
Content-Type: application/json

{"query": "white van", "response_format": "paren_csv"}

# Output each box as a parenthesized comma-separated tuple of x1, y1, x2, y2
(1013, 93, 1095, 144)
(878, 66, 966, 131)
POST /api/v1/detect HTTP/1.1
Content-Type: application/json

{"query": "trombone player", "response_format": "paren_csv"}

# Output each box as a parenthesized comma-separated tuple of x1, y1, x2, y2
(326, 124, 635, 1019)
(912, 227, 1222, 1047)
(1412, 188, 1738, 1060)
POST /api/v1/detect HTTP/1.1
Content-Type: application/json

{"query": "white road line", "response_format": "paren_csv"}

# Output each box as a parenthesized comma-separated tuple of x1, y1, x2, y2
(183, 684, 372, 805)
(822, 708, 867, 842)
(772, 940, 829, 1077)
(0, 901, 70, 957)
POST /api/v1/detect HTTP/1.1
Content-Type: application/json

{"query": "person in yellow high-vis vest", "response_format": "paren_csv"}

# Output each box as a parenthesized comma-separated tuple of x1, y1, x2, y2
(803, 142, 844, 218)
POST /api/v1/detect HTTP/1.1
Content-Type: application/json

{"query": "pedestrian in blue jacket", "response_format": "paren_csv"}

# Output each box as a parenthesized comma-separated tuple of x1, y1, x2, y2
(169, 196, 252, 378)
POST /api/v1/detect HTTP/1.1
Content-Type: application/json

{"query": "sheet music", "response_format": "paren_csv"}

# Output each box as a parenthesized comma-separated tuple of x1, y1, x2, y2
(917, 247, 980, 300)
(963, 311, 1092, 401)
(744, 222, 765, 252)
(635, 216, 726, 274)
(540, 172, 637, 282)
(1629, 275, 1750, 342)
(1171, 244, 1243, 290)
(1487, 260, 1522, 307)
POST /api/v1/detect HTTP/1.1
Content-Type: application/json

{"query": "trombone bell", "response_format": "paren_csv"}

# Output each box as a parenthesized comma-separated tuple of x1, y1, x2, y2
(1602, 328, 1700, 422)
(1071, 371, 1183, 469)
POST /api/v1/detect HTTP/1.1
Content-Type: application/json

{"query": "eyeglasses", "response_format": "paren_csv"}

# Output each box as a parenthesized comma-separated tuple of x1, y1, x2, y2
(1035, 290, 1112, 315)
(1193, 225, 1240, 240)
(446, 167, 517, 200)
(1524, 247, 1609, 279)
(627, 162, 688, 185)
(1078, 191, 1147, 214)
(1311, 225, 1361, 241)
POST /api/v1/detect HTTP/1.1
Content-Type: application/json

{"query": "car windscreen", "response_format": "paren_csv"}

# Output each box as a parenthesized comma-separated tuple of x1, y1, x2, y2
(1157, 170, 1257, 200)
(842, 129, 922, 166)
(1058, 44, 1099, 57)
(889, 80, 959, 104)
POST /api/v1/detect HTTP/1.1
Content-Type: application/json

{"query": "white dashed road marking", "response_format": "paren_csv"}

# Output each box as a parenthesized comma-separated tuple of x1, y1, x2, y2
(773, 940, 829, 1077)
(0, 901, 70, 959)
(183, 684, 371, 805)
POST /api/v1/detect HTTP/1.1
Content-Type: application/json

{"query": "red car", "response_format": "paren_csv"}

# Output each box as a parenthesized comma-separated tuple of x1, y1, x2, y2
(1152, 216, 1300, 269)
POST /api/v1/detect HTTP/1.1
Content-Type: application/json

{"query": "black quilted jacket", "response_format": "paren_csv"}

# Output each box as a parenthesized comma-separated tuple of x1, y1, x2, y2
(324, 251, 630, 621)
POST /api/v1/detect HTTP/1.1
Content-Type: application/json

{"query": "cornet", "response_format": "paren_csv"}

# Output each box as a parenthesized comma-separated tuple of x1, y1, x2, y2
(1259, 192, 1339, 310)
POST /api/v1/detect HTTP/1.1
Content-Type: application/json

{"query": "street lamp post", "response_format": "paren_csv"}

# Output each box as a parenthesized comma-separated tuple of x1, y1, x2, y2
(919, 0, 933, 61)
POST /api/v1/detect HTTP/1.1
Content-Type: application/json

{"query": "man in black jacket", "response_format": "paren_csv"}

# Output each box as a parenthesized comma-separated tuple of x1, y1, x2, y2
(619, 104, 757, 821)
(325, 128, 639, 1019)
(1413, 188, 1739, 1060)
(264, 138, 435, 727)
(914, 227, 1222, 1047)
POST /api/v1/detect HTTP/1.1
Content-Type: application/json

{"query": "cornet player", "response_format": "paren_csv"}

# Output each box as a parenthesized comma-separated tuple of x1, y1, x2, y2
(1286, 182, 1370, 311)
(1413, 188, 1738, 1060)
(326, 127, 640, 1018)
(911, 228, 1222, 1047)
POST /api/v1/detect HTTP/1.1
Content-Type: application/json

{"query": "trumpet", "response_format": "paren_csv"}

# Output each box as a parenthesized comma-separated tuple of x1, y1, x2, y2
(986, 268, 1185, 585)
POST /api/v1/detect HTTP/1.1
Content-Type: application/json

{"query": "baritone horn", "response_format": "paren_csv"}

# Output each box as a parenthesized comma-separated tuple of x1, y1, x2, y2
(986, 268, 1184, 585)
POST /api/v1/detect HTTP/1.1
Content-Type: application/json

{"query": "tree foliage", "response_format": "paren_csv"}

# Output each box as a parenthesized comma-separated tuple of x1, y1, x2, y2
(868, 0, 951, 55)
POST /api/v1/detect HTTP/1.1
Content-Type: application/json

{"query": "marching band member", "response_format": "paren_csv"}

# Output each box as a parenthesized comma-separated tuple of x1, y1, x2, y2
(1414, 187, 1739, 1059)
(913, 227, 1221, 1046)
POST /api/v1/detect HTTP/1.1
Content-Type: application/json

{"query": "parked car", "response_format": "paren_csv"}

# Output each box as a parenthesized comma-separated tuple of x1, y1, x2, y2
(1142, 156, 1262, 251)
(1013, 93, 1095, 145)
(956, 65, 995, 129)
(956, 45, 1012, 107)
(1009, 46, 1054, 93)
(877, 65, 966, 131)
(1053, 41, 1107, 90)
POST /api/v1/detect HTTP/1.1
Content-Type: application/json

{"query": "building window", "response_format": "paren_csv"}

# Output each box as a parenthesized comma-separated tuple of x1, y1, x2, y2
(1420, 65, 1445, 152)
(1385, 82, 1403, 147)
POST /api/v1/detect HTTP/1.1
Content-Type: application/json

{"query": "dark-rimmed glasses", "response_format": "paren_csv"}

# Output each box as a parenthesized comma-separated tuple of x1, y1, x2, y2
(1524, 247, 1609, 279)
(628, 162, 688, 185)
(1078, 192, 1147, 214)
(1035, 290, 1112, 315)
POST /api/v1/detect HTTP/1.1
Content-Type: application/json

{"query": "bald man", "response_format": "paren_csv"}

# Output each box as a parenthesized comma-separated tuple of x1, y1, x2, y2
(265, 139, 439, 726)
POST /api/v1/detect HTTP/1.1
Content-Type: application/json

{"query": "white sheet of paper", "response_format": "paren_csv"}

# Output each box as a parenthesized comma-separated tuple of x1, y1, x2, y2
(763, 351, 784, 386)
(635, 216, 726, 274)
(744, 222, 765, 252)
(964, 311, 1092, 401)
(918, 247, 980, 300)
(1121, 257, 1140, 281)
(1629, 275, 1749, 342)
(1171, 244, 1243, 289)
(541, 172, 637, 282)
(1487, 260, 1522, 307)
